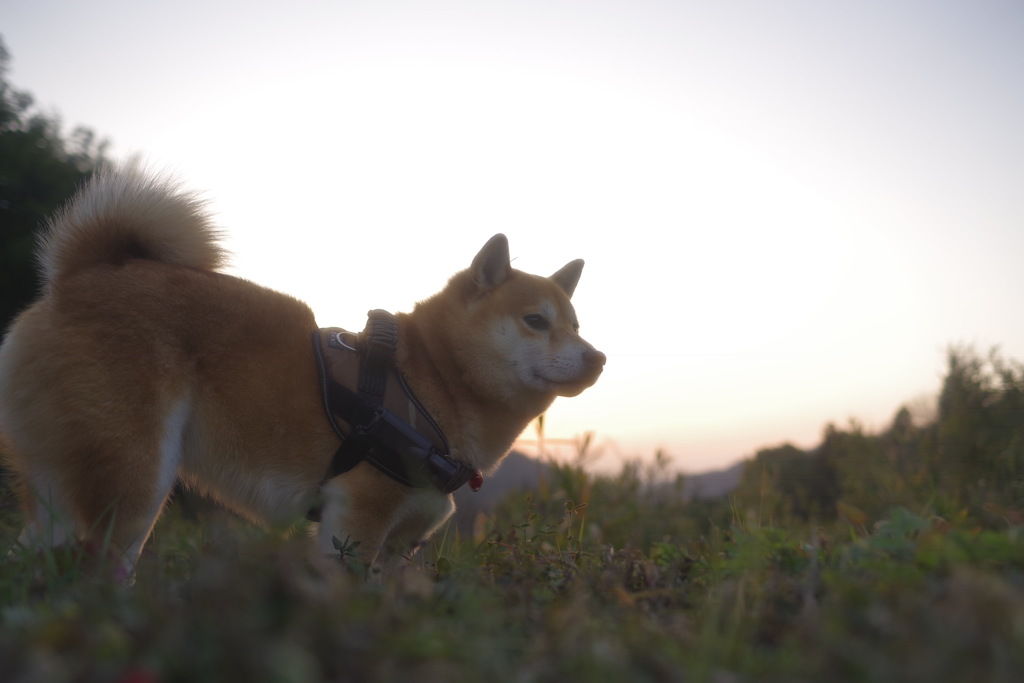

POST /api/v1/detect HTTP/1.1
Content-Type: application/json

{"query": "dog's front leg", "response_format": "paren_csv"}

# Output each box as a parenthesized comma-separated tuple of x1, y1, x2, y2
(313, 464, 419, 573)
(313, 466, 456, 576)
(375, 490, 456, 570)
(314, 479, 389, 572)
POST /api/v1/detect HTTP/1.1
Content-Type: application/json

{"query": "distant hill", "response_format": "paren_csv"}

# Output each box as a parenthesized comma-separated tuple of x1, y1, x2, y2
(452, 450, 549, 536)
(451, 451, 744, 536)
(681, 461, 746, 500)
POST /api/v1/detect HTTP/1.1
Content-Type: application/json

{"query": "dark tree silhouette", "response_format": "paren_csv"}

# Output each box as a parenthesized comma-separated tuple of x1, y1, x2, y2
(0, 35, 109, 331)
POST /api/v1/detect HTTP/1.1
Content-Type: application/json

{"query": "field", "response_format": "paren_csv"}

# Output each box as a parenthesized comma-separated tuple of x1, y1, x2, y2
(1, 458, 1023, 683)
(2, 348, 1024, 682)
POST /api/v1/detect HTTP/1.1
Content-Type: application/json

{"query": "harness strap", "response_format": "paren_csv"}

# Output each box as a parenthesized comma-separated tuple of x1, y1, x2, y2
(357, 309, 397, 403)
(321, 308, 398, 481)
(325, 379, 476, 492)
(311, 311, 480, 503)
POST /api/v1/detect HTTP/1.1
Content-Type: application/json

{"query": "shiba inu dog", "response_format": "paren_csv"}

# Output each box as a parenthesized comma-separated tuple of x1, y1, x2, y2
(0, 168, 605, 575)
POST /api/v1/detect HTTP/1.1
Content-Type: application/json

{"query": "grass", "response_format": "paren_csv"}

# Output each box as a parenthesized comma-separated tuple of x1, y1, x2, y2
(2, 468, 1024, 683)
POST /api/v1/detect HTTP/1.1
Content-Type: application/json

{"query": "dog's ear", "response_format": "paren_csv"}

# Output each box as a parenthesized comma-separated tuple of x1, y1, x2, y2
(551, 259, 584, 298)
(470, 234, 511, 292)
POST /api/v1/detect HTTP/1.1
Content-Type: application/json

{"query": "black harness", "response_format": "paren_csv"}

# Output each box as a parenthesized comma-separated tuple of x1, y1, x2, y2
(311, 310, 481, 509)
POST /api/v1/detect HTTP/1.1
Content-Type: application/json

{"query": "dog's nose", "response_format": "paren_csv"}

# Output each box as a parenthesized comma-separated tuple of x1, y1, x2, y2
(584, 349, 607, 367)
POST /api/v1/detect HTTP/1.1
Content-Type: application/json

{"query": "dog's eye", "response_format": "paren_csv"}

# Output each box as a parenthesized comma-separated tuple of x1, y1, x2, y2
(523, 314, 550, 331)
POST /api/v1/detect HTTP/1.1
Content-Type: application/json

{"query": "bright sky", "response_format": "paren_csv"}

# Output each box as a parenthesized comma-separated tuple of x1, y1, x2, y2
(4, 1, 1023, 473)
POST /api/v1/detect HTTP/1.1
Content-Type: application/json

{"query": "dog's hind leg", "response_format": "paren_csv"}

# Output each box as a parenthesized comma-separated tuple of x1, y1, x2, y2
(15, 395, 190, 578)
(114, 395, 191, 572)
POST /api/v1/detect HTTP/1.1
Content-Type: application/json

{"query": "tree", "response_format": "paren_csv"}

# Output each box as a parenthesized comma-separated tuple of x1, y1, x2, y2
(734, 438, 846, 524)
(0, 35, 109, 330)
(935, 347, 1024, 507)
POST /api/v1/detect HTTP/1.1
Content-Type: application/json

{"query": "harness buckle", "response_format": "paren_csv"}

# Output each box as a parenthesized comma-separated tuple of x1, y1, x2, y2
(352, 404, 385, 439)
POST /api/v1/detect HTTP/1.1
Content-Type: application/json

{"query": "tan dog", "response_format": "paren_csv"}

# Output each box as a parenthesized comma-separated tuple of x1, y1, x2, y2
(0, 168, 604, 574)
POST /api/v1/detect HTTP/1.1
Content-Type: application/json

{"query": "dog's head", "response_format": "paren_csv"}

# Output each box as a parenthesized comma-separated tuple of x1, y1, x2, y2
(433, 234, 605, 410)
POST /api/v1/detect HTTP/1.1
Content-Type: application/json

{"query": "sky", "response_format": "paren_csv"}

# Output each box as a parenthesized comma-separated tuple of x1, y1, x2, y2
(4, 1, 1023, 473)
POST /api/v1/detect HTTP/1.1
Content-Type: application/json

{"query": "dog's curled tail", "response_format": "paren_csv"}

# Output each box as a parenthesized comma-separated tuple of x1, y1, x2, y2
(38, 165, 228, 289)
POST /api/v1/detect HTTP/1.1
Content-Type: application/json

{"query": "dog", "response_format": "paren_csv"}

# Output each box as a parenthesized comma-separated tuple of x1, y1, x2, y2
(0, 167, 605, 574)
